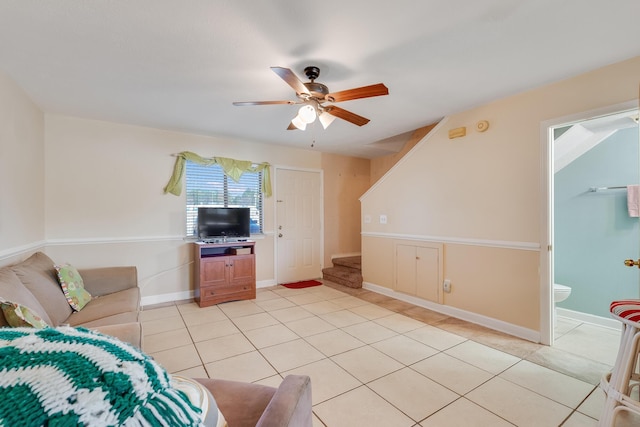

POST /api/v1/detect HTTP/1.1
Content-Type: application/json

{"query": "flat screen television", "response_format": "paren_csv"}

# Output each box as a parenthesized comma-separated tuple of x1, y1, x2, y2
(197, 207, 251, 240)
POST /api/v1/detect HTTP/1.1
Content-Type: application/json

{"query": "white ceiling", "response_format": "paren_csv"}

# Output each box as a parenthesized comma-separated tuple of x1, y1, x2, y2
(0, 1, 639, 158)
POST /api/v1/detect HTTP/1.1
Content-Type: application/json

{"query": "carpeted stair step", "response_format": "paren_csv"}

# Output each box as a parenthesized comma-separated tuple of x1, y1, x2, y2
(331, 256, 361, 270)
(322, 266, 362, 289)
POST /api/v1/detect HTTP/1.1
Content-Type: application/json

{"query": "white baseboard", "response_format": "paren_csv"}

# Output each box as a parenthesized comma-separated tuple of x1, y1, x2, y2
(556, 307, 620, 330)
(257, 279, 277, 288)
(363, 281, 541, 343)
(141, 281, 277, 306)
(141, 290, 194, 307)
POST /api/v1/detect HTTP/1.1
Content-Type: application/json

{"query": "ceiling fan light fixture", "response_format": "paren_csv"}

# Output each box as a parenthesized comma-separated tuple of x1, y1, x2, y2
(318, 112, 336, 129)
(291, 114, 307, 131)
(298, 104, 316, 124)
(234, 66, 389, 130)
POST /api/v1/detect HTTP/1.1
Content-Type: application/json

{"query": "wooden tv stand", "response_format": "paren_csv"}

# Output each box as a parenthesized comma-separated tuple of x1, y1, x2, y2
(193, 241, 256, 307)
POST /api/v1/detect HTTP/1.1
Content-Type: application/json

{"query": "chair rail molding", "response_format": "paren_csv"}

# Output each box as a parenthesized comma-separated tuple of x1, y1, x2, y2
(361, 231, 540, 251)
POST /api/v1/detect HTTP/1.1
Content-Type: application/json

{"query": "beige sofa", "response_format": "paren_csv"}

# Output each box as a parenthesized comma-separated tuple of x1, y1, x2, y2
(199, 375, 313, 426)
(0, 251, 313, 425)
(0, 251, 142, 346)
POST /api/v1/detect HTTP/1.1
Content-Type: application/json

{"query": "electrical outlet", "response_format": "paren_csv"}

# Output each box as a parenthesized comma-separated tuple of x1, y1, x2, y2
(443, 279, 451, 293)
(364, 215, 371, 224)
(379, 214, 387, 224)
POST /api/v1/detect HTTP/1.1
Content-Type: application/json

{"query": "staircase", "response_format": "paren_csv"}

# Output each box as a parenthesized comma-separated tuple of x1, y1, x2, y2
(322, 256, 362, 289)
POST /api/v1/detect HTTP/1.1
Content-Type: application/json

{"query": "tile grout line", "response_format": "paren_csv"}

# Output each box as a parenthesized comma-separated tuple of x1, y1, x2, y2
(174, 301, 211, 376)
(141, 284, 609, 424)
(282, 284, 606, 423)
(558, 385, 600, 426)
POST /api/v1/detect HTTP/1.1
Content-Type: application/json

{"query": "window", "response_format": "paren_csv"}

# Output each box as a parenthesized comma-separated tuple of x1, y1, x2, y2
(185, 161, 263, 236)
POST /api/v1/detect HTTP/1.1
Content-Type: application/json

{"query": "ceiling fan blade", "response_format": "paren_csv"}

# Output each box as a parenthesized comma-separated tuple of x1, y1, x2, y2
(271, 67, 310, 96)
(325, 106, 370, 126)
(287, 122, 297, 130)
(233, 100, 296, 106)
(326, 83, 389, 103)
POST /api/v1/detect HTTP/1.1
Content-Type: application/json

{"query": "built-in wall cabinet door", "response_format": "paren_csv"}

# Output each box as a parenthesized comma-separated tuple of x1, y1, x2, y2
(395, 242, 443, 304)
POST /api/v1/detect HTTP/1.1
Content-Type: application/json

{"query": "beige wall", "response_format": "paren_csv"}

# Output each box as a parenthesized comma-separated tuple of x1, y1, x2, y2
(26, 112, 367, 301)
(361, 56, 640, 334)
(0, 68, 368, 301)
(0, 71, 45, 261)
(370, 123, 437, 185)
(42, 114, 327, 299)
(321, 153, 370, 266)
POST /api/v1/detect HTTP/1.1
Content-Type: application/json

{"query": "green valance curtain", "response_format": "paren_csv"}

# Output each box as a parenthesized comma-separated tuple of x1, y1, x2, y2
(163, 151, 272, 197)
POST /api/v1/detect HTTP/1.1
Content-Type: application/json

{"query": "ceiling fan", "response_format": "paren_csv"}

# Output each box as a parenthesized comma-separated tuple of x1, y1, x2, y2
(233, 66, 389, 131)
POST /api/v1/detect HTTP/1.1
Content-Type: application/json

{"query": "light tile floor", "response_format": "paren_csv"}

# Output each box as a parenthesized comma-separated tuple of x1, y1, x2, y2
(140, 282, 634, 426)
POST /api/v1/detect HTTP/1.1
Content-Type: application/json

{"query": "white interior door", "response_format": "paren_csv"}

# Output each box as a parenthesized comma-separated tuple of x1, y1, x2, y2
(276, 168, 322, 284)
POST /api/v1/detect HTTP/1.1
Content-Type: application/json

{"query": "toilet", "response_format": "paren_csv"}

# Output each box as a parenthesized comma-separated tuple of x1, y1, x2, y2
(553, 283, 572, 327)
(554, 283, 572, 303)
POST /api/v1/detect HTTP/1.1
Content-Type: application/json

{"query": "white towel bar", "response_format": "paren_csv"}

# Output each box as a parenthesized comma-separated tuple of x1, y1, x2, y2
(589, 186, 629, 192)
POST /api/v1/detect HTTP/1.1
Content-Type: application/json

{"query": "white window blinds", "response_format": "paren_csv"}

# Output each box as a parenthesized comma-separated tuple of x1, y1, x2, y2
(185, 161, 263, 236)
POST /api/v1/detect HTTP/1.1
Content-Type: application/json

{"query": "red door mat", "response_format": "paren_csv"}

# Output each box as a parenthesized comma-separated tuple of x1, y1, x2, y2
(280, 280, 322, 289)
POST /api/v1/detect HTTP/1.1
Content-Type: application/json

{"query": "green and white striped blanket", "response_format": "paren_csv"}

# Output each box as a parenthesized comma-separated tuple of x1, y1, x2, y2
(0, 326, 203, 426)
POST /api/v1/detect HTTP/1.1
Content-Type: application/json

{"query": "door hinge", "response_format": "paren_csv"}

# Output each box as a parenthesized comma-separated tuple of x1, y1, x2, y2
(548, 245, 552, 251)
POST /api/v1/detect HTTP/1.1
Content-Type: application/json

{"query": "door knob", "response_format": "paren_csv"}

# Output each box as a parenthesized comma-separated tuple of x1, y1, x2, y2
(624, 259, 640, 268)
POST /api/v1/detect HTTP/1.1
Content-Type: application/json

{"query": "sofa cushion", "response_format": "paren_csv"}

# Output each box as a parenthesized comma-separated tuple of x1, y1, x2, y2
(55, 263, 92, 311)
(79, 266, 138, 296)
(65, 287, 139, 326)
(11, 252, 72, 326)
(69, 311, 140, 328)
(0, 267, 53, 326)
(0, 300, 49, 328)
(91, 322, 143, 349)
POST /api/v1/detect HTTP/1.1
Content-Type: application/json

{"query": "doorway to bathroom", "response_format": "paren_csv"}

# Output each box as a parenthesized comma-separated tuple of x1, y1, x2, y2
(546, 103, 640, 345)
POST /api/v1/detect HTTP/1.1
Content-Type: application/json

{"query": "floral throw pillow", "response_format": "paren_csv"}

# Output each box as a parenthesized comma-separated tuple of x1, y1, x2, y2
(54, 263, 92, 311)
(0, 300, 49, 328)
